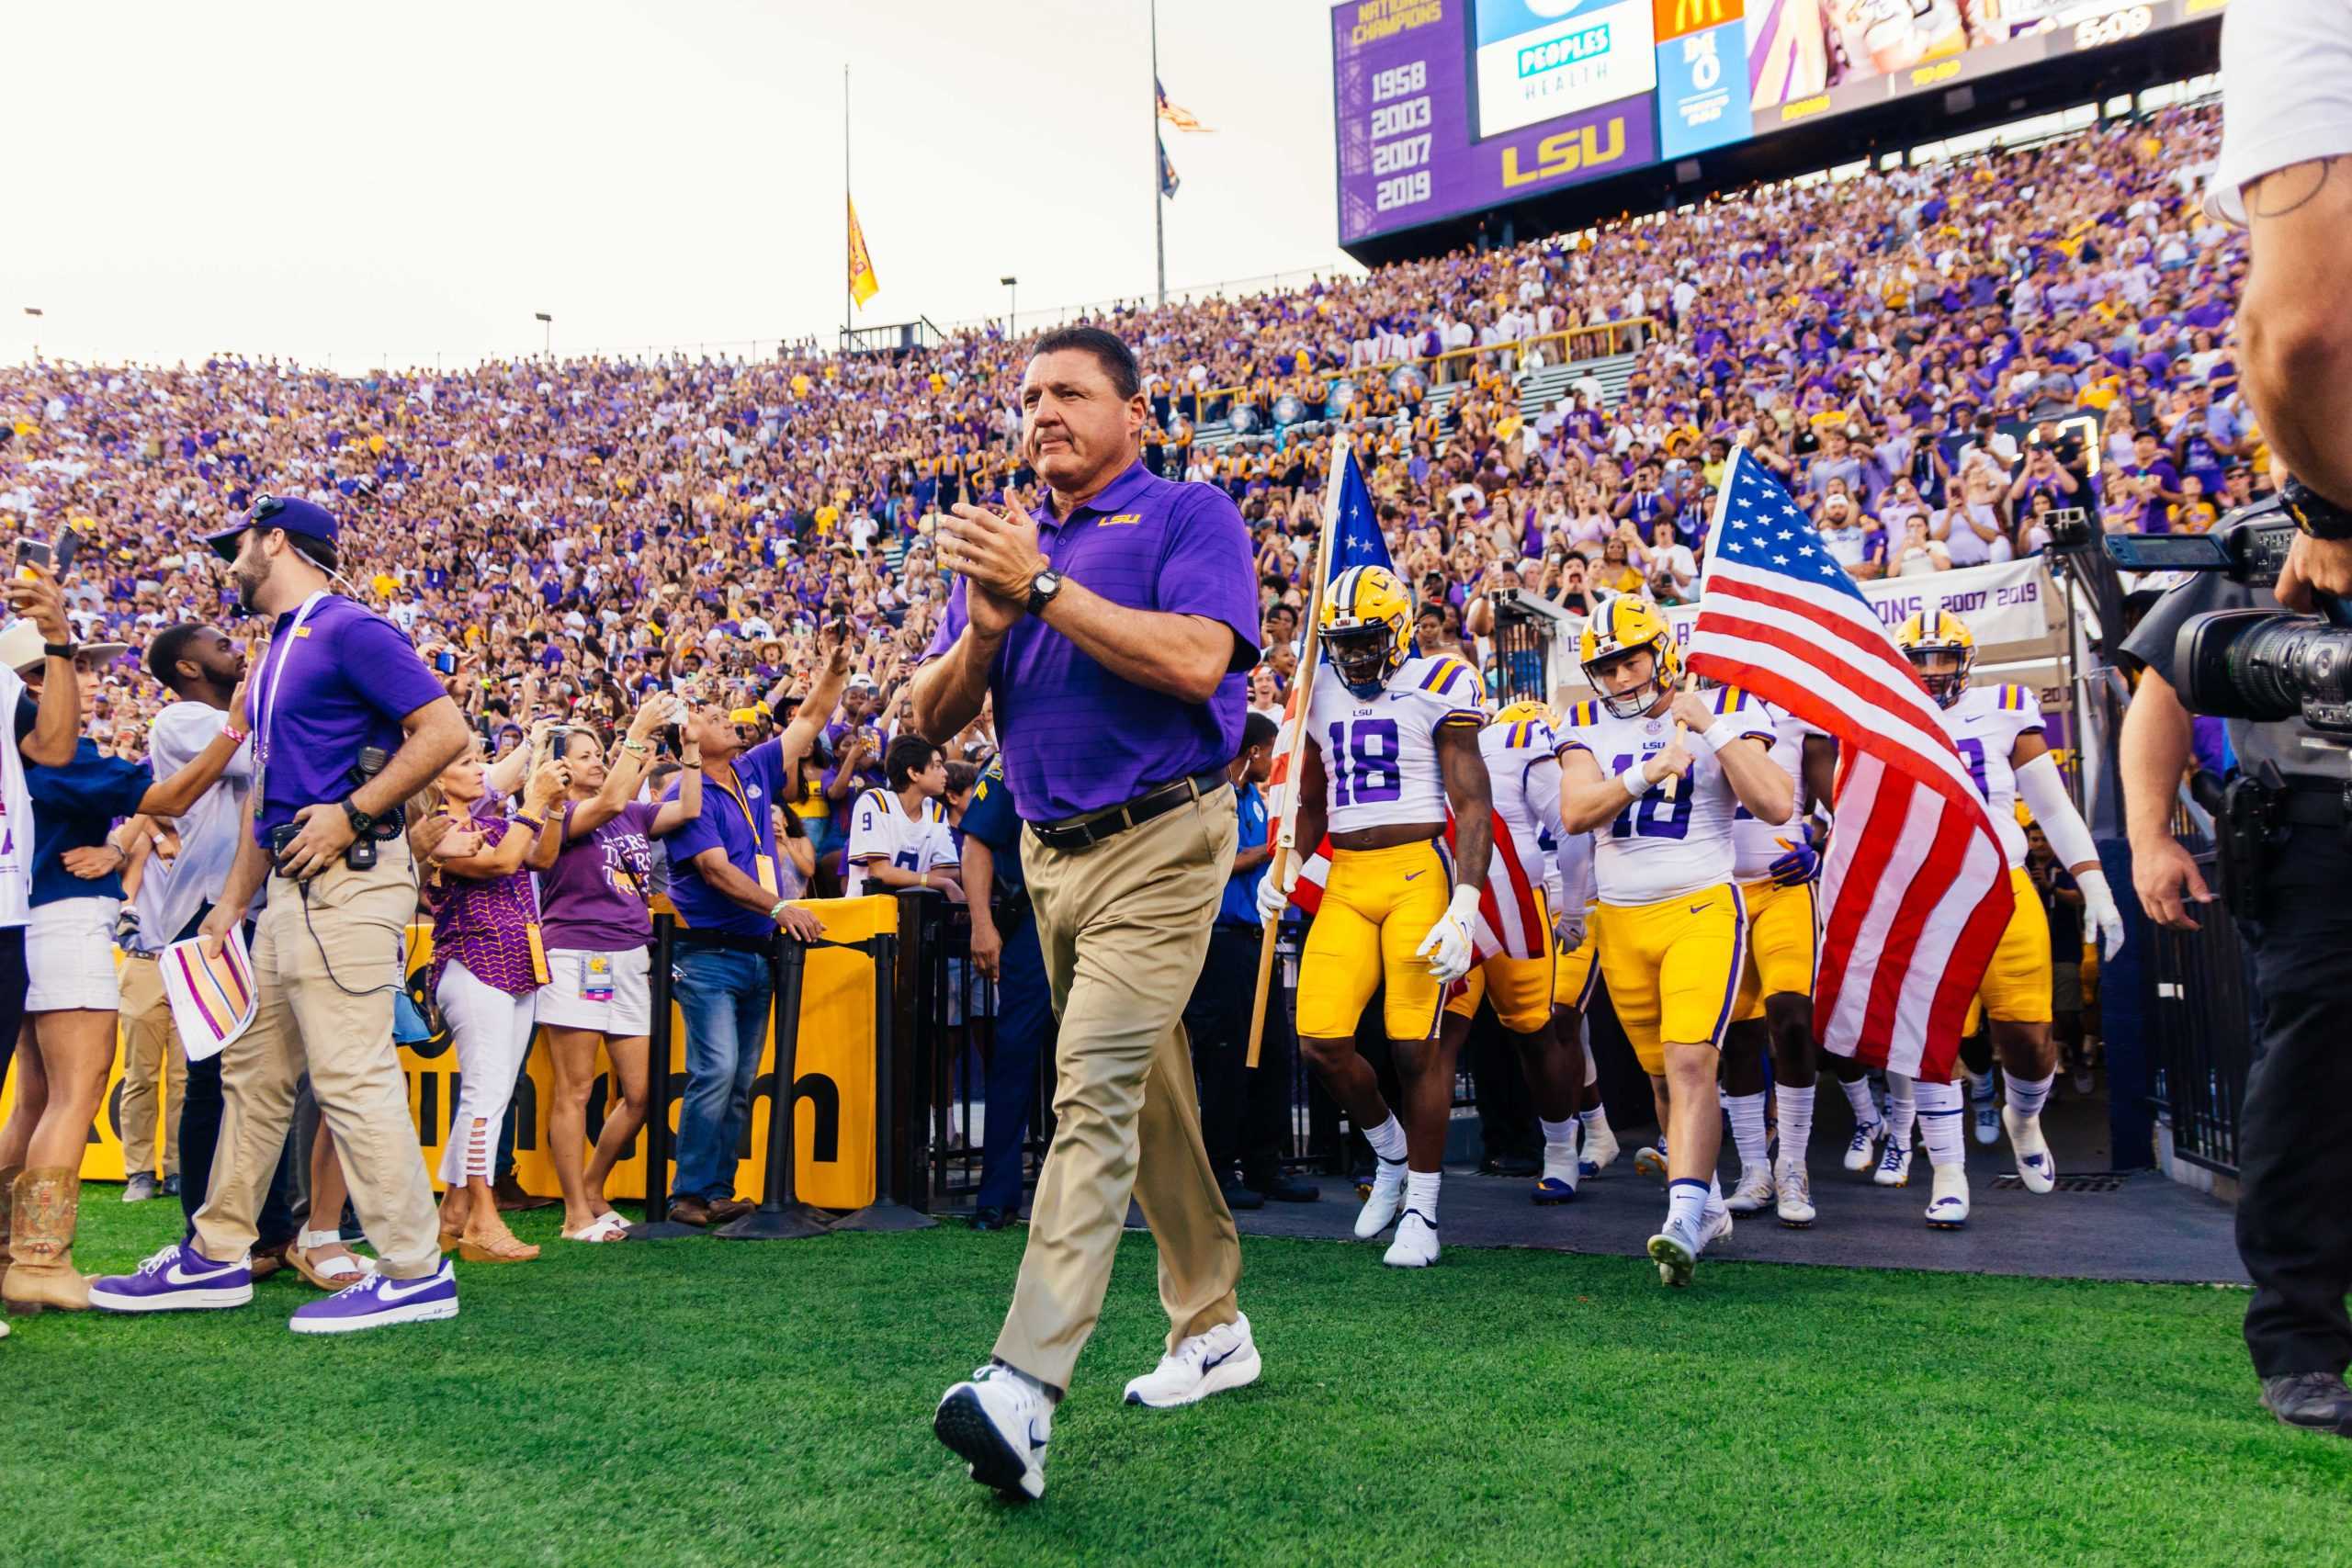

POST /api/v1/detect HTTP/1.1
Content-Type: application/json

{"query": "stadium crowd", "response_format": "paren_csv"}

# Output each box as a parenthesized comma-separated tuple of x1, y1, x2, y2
(0, 100, 2249, 1294)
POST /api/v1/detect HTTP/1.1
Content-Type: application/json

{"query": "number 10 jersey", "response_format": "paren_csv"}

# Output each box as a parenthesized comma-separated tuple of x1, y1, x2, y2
(1555, 688, 1774, 906)
(1306, 654, 1484, 836)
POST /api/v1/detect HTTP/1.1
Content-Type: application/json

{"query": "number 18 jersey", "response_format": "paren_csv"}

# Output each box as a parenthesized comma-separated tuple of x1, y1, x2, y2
(1306, 654, 1484, 835)
(1556, 688, 1774, 905)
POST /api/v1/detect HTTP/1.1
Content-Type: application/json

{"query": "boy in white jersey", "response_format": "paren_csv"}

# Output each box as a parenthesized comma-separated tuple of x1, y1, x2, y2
(1258, 565, 1490, 1269)
(1437, 703, 1588, 1203)
(1555, 597, 1792, 1286)
(1716, 698, 1859, 1228)
(1894, 612, 2124, 1227)
(844, 735, 960, 899)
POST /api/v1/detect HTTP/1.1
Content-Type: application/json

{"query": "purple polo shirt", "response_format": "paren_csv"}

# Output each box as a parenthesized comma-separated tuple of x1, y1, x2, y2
(659, 737, 787, 937)
(922, 458, 1257, 821)
(244, 594, 447, 844)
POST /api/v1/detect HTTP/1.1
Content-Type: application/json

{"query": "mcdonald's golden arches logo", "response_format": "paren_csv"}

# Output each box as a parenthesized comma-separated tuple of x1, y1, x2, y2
(1653, 0, 1740, 42)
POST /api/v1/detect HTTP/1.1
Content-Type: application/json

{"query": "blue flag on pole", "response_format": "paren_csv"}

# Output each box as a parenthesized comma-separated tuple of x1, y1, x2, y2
(1325, 446, 1391, 583)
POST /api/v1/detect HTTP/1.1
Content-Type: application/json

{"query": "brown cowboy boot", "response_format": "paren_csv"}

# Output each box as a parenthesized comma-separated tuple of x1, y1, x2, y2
(4, 1168, 92, 1314)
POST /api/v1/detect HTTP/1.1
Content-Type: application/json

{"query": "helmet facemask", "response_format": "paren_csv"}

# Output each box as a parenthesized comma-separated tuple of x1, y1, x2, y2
(1323, 622, 1400, 700)
(1585, 645, 1667, 720)
(1907, 646, 1972, 708)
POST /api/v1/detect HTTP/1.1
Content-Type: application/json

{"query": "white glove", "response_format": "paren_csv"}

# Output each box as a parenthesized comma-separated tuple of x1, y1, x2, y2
(1255, 862, 1295, 923)
(1415, 885, 1481, 985)
(1553, 904, 1587, 953)
(2076, 868, 2126, 962)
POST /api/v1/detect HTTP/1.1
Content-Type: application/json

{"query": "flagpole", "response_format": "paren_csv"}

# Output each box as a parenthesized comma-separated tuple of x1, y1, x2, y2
(1663, 437, 1747, 800)
(842, 63, 853, 346)
(1246, 434, 1351, 1068)
(1150, 0, 1167, 308)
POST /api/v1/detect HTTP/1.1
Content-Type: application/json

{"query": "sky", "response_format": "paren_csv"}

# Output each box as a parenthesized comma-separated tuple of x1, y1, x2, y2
(4, 0, 1364, 371)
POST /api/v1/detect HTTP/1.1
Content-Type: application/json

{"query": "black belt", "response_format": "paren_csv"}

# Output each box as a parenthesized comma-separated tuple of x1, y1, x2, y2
(1031, 770, 1229, 853)
(2275, 781, 2352, 828)
(670, 927, 776, 957)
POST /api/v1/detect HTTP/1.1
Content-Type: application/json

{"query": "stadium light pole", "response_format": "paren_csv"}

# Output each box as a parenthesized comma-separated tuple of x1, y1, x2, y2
(1001, 276, 1017, 342)
(1149, 0, 1166, 307)
(22, 306, 40, 357)
(536, 311, 552, 360)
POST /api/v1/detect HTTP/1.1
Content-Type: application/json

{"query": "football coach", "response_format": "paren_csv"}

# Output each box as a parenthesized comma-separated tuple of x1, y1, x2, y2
(914, 325, 1262, 1502)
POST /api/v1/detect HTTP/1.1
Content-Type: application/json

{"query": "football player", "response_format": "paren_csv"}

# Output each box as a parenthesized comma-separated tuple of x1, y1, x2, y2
(1551, 825, 1621, 1179)
(1258, 565, 1491, 1268)
(1556, 599, 1792, 1286)
(1894, 612, 2125, 1227)
(1718, 701, 1847, 1228)
(1438, 703, 1587, 1204)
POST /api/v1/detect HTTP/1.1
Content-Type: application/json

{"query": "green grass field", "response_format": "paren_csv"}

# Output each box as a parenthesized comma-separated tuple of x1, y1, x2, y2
(4, 1190, 2344, 1567)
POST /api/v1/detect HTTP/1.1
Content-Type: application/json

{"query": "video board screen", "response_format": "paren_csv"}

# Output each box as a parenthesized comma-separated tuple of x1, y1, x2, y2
(1334, 0, 2225, 243)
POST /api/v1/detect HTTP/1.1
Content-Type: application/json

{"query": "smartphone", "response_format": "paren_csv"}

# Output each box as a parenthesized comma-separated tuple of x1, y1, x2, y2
(435, 649, 458, 675)
(14, 538, 51, 582)
(51, 527, 81, 575)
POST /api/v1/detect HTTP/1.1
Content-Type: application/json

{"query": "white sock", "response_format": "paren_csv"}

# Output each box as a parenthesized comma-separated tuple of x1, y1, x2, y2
(1365, 1113, 1408, 1164)
(1917, 1079, 1966, 1168)
(1778, 1083, 1815, 1165)
(1580, 1032, 1599, 1088)
(1667, 1177, 1708, 1236)
(2007, 1071, 2053, 1122)
(1962, 1066, 1995, 1103)
(1578, 1106, 1608, 1134)
(1540, 1117, 1579, 1182)
(1539, 1115, 1578, 1148)
(1839, 1076, 1881, 1130)
(1725, 1091, 1770, 1176)
(1883, 1073, 1917, 1151)
(1405, 1168, 1441, 1224)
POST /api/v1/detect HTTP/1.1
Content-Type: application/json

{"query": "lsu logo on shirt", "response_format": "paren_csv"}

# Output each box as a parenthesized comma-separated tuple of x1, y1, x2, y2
(1097, 513, 1142, 527)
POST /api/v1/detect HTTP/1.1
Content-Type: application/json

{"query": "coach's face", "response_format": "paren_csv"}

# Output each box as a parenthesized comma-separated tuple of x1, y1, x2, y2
(1021, 348, 1143, 496)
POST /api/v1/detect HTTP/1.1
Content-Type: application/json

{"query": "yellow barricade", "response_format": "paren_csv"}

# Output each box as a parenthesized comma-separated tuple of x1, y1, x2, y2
(0, 896, 892, 1211)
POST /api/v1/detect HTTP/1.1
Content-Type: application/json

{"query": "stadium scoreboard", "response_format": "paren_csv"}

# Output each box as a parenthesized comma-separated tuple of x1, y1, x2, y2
(1334, 0, 2228, 246)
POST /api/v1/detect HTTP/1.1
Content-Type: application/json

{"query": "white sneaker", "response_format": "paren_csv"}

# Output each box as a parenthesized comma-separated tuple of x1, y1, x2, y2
(1972, 1095, 2000, 1145)
(2003, 1106, 2057, 1194)
(1383, 1209, 1440, 1268)
(1578, 1122, 1621, 1179)
(1634, 1145, 1669, 1185)
(1842, 1120, 1884, 1173)
(1774, 1158, 1815, 1228)
(1873, 1136, 1913, 1188)
(1926, 1164, 1970, 1228)
(1123, 1312, 1261, 1408)
(1352, 1157, 1407, 1239)
(935, 1364, 1051, 1501)
(1724, 1164, 1774, 1214)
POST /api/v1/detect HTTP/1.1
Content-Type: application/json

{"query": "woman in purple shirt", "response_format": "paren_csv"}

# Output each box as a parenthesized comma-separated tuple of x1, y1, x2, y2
(537, 694, 703, 1242)
(421, 744, 567, 1262)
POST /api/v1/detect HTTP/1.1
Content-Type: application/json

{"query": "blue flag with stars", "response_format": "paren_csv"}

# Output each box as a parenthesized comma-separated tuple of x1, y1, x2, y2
(1323, 445, 1392, 585)
(1704, 446, 1872, 607)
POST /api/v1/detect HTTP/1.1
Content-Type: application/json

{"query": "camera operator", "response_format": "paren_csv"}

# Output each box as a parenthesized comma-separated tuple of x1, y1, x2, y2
(2127, 0, 2352, 1438)
(91, 497, 473, 1333)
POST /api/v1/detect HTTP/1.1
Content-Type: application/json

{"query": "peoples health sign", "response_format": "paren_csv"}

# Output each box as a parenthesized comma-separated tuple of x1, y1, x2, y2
(1473, 0, 1658, 137)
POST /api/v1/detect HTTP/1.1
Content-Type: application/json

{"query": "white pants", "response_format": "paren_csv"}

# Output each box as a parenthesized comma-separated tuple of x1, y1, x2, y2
(435, 960, 537, 1185)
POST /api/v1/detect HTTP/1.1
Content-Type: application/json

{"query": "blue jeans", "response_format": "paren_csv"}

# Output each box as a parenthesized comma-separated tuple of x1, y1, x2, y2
(671, 946, 775, 1202)
(975, 912, 1054, 1213)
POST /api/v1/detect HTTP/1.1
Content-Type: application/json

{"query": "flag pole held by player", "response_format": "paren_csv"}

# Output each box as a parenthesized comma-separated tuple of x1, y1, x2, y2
(1245, 436, 1351, 1068)
(1661, 437, 1743, 801)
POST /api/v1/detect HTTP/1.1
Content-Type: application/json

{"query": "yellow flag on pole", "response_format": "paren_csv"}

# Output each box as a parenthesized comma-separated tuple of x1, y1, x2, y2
(847, 197, 879, 310)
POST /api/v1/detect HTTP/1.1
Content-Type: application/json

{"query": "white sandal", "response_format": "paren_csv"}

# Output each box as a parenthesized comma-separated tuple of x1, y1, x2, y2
(561, 1212, 630, 1243)
(288, 1231, 379, 1291)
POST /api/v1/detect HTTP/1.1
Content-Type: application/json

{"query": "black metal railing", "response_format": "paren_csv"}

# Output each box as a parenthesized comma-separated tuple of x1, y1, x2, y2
(2143, 845, 2255, 1177)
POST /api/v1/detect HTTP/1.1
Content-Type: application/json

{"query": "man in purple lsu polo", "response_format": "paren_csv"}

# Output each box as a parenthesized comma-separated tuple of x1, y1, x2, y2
(91, 495, 472, 1333)
(915, 326, 1261, 1502)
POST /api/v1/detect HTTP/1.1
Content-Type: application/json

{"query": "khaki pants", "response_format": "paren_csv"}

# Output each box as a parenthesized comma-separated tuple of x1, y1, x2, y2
(993, 784, 1241, 1392)
(118, 953, 184, 1179)
(194, 840, 441, 1279)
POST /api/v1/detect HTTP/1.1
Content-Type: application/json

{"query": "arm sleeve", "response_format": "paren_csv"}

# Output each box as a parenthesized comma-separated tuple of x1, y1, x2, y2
(2015, 751, 2098, 870)
(1524, 753, 1563, 834)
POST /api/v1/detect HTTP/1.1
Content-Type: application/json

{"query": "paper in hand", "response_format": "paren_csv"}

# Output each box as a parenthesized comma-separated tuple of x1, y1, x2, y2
(158, 928, 260, 1063)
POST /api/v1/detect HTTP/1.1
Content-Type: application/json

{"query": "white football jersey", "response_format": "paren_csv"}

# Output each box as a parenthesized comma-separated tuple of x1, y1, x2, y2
(1556, 687, 1774, 905)
(1306, 653, 1484, 836)
(1731, 703, 1826, 882)
(844, 786, 947, 898)
(1936, 682, 2044, 870)
(1482, 715, 1563, 898)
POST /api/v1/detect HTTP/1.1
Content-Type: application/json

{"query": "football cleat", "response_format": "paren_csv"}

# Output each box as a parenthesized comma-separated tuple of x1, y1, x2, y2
(1352, 1157, 1407, 1239)
(1774, 1158, 1815, 1228)
(1532, 1176, 1577, 1206)
(1577, 1122, 1621, 1179)
(1634, 1145, 1669, 1185)
(2003, 1106, 2057, 1194)
(1926, 1164, 1970, 1228)
(1873, 1136, 1913, 1188)
(1842, 1119, 1884, 1174)
(1382, 1209, 1440, 1269)
(1724, 1165, 1774, 1215)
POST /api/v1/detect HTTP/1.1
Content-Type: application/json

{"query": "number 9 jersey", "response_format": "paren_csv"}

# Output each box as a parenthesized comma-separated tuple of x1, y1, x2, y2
(1306, 653, 1485, 833)
(1937, 682, 2041, 870)
(1556, 687, 1775, 905)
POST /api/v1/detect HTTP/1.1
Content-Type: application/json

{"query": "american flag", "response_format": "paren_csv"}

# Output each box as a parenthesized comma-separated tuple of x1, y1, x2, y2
(1685, 448, 2012, 1078)
(1265, 446, 1544, 964)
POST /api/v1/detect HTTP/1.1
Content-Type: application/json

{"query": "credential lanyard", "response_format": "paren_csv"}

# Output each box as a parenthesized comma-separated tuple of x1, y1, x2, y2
(254, 591, 331, 780)
(707, 763, 778, 897)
